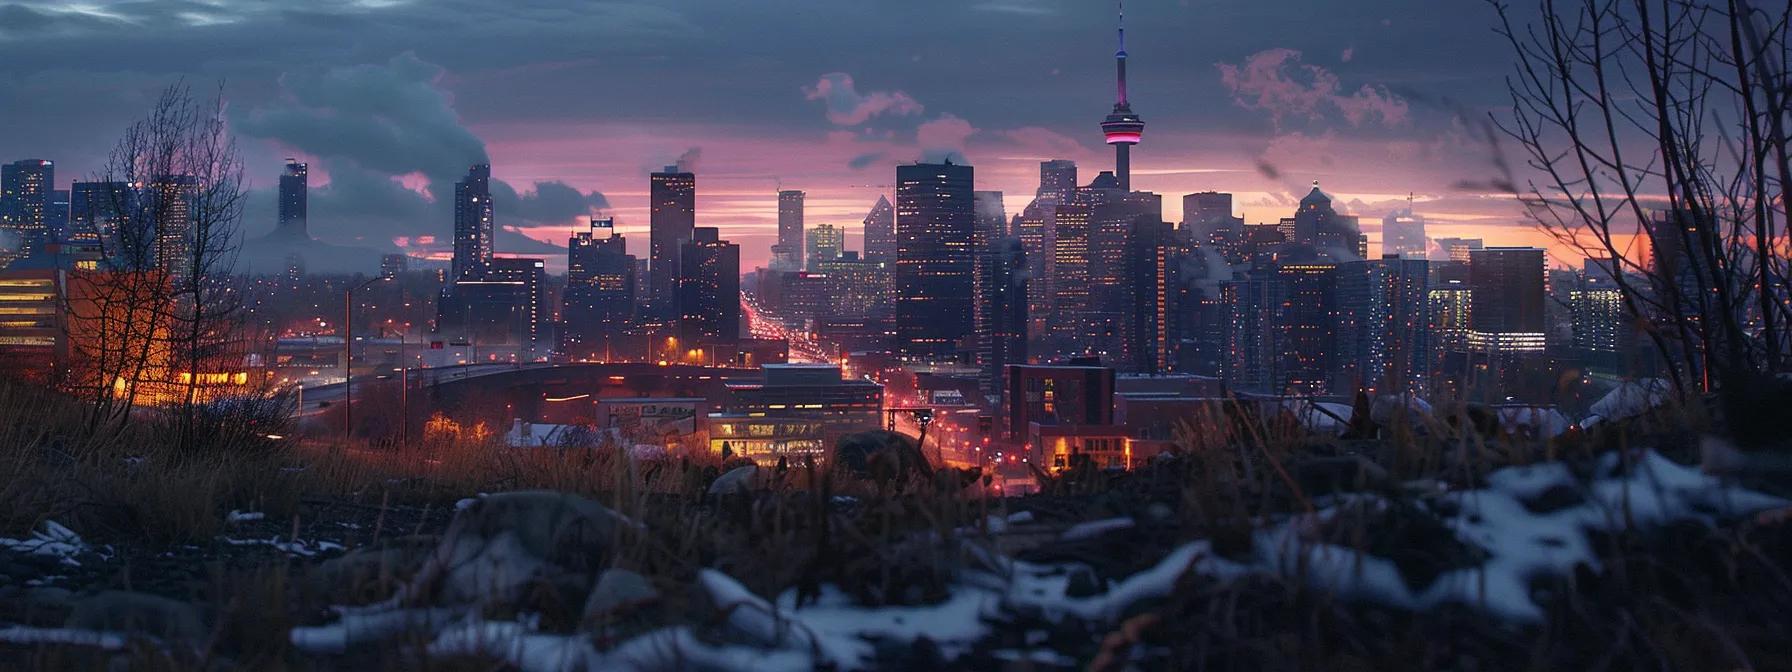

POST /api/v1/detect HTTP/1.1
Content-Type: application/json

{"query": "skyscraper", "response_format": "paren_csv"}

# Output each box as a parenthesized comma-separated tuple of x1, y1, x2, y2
(1, 159, 54, 263)
(1099, 6, 1145, 190)
(973, 190, 1008, 368)
(1277, 262, 1340, 395)
(149, 175, 197, 279)
(1125, 217, 1177, 373)
(451, 164, 493, 282)
(277, 159, 309, 239)
(677, 226, 741, 346)
(895, 161, 975, 360)
(1468, 247, 1546, 343)
(1381, 197, 1427, 258)
(1181, 192, 1242, 246)
(1572, 257, 1627, 377)
(805, 223, 842, 270)
(862, 195, 897, 263)
(1289, 181, 1361, 258)
(775, 190, 805, 270)
(649, 166, 696, 304)
(986, 237, 1029, 395)
(69, 181, 132, 244)
(564, 218, 637, 360)
(1038, 160, 1078, 201)
(1336, 256, 1432, 394)
(484, 257, 547, 347)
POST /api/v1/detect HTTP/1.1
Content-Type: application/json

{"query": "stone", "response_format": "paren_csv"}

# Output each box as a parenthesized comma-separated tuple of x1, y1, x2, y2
(65, 590, 207, 646)
(707, 464, 759, 496)
(581, 568, 660, 620)
(398, 491, 626, 611)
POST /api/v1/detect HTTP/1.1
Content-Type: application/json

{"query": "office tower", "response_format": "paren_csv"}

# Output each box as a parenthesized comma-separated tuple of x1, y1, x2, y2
(1290, 181, 1362, 258)
(1572, 257, 1627, 377)
(805, 223, 842, 270)
(1221, 273, 1281, 394)
(1381, 197, 1427, 258)
(775, 190, 805, 270)
(1277, 262, 1339, 395)
(564, 218, 637, 360)
(1125, 217, 1176, 373)
(46, 190, 69, 243)
(1336, 256, 1432, 395)
(894, 161, 975, 360)
(148, 175, 197, 278)
(69, 181, 132, 247)
(1434, 237, 1483, 263)
(986, 237, 1028, 395)
(1181, 192, 1242, 245)
(677, 226, 741, 345)
(1038, 160, 1078, 201)
(1087, 187, 1160, 359)
(277, 159, 309, 239)
(778, 271, 831, 330)
(1099, 7, 1144, 190)
(379, 254, 408, 279)
(484, 257, 547, 347)
(973, 190, 1007, 367)
(1, 159, 54, 262)
(1469, 248, 1545, 338)
(862, 195, 897, 263)
(649, 166, 696, 303)
(1048, 189, 1094, 348)
(451, 164, 493, 282)
(816, 251, 893, 319)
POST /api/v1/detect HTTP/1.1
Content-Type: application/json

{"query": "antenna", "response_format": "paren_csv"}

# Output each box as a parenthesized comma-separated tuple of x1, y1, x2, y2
(1117, 0, 1126, 55)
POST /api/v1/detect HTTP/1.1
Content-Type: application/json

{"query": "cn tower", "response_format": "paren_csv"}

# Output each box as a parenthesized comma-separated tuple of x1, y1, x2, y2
(1100, 1, 1145, 191)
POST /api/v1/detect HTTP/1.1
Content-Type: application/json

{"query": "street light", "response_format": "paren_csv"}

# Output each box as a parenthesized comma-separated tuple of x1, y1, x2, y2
(343, 275, 391, 444)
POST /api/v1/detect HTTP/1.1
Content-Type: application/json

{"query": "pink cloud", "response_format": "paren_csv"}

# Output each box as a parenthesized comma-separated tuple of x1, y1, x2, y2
(803, 72, 924, 126)
(1216, 48, 1408, 128)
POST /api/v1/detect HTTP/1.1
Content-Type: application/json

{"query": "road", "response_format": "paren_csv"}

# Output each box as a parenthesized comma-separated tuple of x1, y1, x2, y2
(741, 296, 829, 363)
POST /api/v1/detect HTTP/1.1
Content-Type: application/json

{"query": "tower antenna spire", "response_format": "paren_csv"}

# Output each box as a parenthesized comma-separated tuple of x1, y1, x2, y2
(1100, 0, 1144, 190)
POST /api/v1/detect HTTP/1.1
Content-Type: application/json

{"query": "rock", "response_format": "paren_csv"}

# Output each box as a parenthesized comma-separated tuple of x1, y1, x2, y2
(309, 535, 438, 603)
(582, 568, 660, 620)
(834, 430, 930, 482)
(707, 464, 759, 496)
(65, 590, 206, 646)
(397, 491, 626, 612)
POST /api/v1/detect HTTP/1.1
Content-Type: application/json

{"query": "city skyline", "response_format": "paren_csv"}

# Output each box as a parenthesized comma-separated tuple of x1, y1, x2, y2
(0, 0, 1594, 271)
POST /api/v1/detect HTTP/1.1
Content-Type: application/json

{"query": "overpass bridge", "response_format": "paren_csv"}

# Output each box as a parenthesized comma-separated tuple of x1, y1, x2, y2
(296, 362, 764, 425)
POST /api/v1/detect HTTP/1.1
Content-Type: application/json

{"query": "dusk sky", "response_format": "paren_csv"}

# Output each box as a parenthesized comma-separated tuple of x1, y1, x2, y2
(0, 0, 1546, 269)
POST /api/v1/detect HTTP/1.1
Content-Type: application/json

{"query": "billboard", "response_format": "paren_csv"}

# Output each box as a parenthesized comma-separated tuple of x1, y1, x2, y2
(598, 398, 703, 436)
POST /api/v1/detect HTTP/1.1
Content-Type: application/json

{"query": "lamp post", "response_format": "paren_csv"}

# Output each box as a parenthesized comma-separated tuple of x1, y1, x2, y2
(343, 275, 390, 444)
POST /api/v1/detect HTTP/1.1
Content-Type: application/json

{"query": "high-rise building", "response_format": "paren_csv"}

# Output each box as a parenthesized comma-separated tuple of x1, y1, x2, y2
(1098, 7, 1144, 190)
(1277, 262, 1340, 395)
(483, 256, 547, 347)
(1572, 257, 1627, 377)
(1381, 197, 1426, 258)
(148, 175, 197, 279)
(1, 159, 54, 263)
(895, 161, 975, 360)
(986, 237, 1029, 395)
(69, 181, 132, 244)
(1125, 217, 1177, 373)
(1038, 160, 1078, 201)
(775, 190, 805, 270)
(649, 167, 696, 304)
(1335, 256, 1431, 395)
(973, 190, 1007, 368)
(451, 164, 493, 282)
(1222, 273, 1283, 394)
(805, 223, 842, 271)
(677, 226, 740, 345)
(1466, 247, 1546, 351)
(1087, 186, 1159, 360)
(46, 190, 69, 243)
(861, 195, 897, 263)
(563, 218, 637, 360)
(1181, 192, 1243, 247)
(815, 252, 892, 320)
(277, 159, 309, 239)
(1434, 237, 1483, 263)
(380, 253, 408, 279)
(1289, 181, 1361, 258)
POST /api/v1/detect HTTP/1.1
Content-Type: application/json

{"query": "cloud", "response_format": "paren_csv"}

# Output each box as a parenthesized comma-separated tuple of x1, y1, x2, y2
(848, 151, 887, 170)
(1216, 48, 1409, 128)
(917, 114, 976, 163)
(994, 126, 1087, 157)
(804, 72, 924, 126)
(238, 53, 487, 184)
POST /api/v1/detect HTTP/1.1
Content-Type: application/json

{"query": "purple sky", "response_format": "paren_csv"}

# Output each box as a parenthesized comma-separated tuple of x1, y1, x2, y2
(0, 0, 1573, 270)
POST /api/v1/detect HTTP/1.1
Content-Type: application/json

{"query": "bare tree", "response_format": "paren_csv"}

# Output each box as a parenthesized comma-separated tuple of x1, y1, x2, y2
(1490, 0, 1792, 395)
(63, 82, 248, 447)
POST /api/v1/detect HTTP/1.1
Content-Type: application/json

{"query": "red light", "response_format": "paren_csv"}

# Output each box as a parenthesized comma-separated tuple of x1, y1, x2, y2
(1104, 132, 1141, 144)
